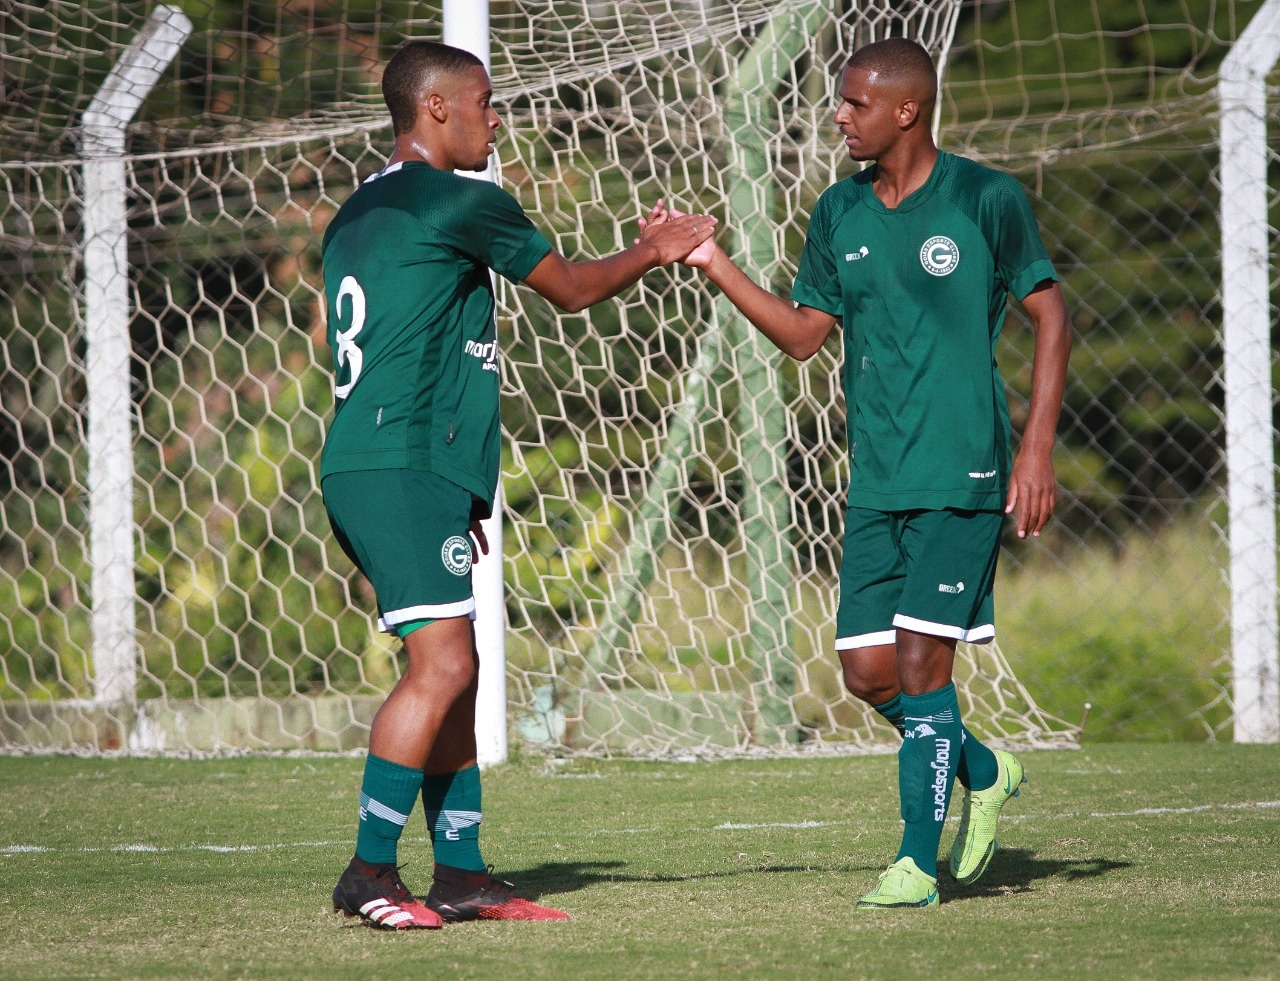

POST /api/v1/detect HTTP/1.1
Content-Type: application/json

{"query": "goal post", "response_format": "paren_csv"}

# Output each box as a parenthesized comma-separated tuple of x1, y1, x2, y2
(443, 0, 509, 768)
(0, 0, 1074, 756)
(83, 5, 193, 710)
(1219, 0, 1280, 745)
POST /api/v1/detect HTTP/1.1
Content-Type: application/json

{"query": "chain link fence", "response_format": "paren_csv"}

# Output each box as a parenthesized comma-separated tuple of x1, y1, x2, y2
(1, 0, 1275, 752)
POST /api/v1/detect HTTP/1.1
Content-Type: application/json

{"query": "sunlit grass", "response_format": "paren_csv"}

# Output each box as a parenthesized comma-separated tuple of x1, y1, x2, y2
(1, 746, 1277, 979)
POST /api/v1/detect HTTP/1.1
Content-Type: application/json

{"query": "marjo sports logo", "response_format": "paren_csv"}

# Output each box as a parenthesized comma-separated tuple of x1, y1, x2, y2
(920, 235, 960, 276)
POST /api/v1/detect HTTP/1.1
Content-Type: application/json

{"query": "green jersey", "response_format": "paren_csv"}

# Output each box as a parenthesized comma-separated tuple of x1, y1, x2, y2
(791, 151, 1057, 511)
(319, 160, 552, 506)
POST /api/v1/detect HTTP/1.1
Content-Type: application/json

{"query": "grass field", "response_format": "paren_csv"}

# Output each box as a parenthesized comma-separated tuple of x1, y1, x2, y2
(2, 744, 1278, 980)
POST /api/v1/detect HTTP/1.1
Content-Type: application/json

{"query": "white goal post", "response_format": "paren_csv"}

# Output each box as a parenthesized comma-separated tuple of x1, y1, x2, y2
(1218, 0, 1280, 745)
(442, 0, 508, 767)
(83, 5, 193, 710)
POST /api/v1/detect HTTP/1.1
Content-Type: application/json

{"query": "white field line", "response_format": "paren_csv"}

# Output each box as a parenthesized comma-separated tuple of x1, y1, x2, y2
(4, 799, 1278, 857)
(1086, 799, 1280, 818)
(714, 820, 833, 830)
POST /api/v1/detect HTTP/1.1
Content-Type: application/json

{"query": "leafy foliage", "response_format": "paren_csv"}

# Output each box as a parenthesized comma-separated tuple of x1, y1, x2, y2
(0, 1, 1263, 743)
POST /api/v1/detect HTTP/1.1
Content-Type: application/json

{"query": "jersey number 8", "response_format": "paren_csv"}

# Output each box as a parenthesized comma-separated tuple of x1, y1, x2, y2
(333, 275, 366, 399)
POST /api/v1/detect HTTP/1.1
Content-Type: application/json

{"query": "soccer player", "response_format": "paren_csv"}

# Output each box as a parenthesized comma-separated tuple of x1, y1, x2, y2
(651, 38, 1071, 907)
(322, 40, 716, 930)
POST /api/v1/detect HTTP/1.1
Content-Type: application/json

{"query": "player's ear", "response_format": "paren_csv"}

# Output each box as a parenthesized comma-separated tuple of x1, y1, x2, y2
(897, 97, 920, 129)
(424, 91, 448, 124)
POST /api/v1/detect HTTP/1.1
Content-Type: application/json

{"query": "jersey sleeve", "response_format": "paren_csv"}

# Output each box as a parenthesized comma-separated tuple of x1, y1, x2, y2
(443, 179, 554, 283)
(991, 175, 1058, 301)
(789, 192, 843, 317)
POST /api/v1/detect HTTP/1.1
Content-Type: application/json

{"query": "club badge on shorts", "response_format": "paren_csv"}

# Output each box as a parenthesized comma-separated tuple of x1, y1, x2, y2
(920, 235, 960, 277)
(442, 535, 473, 576)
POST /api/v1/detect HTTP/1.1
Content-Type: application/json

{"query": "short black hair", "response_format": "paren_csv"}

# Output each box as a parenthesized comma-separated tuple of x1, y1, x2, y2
(846, 37, 937, 98)
(382, 40, 484, 135)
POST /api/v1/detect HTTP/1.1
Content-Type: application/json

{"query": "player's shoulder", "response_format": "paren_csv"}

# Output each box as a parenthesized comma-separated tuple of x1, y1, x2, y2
(939, 152, 1025, 200)
(381, 161, 518, 207)
(813, 170, 871, 220)
(352, 161, 528, 237)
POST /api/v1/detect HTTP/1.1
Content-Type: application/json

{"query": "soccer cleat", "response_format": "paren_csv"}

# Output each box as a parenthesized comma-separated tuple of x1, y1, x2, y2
(948, 748, 1026, 885)
(332, 856, 444, 930)
(856, 856, 939, 910)
(425, 864, 570, 922)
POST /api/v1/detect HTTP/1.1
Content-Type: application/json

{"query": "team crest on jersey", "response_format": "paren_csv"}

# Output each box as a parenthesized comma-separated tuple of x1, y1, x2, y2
(920, 235, 960, 276)
(442, 536, 473, 576)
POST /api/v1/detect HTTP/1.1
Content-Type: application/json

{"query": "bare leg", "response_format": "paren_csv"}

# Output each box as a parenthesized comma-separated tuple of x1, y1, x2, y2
(838, 642, 900, 705)
(368, 615, 478, 770)
(896, 628, 956, 694)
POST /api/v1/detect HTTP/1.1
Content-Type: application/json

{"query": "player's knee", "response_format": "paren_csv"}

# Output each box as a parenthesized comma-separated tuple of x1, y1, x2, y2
(837, 643, 899, 703)
(430, 648, 478, 701)
(403, 636, 478, 700)
(840, 661, 893, 705)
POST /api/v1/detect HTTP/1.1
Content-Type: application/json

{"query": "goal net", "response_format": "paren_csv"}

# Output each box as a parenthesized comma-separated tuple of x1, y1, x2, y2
(2, 0, 1252, 754)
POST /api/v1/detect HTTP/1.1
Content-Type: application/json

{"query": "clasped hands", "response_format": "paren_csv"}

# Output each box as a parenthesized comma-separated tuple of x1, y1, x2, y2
(635, 199, 720, 268)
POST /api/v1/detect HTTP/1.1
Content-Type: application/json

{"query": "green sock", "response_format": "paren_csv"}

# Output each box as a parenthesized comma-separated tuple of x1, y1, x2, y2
(873, 693, 906, 737)
(877, 691, 994, 791)
(422, 765, 486, 872)
(958, 724, 998, 791)
(355, 753, 424, 866)
(894, 684, 963, 877)
(879, 693, 992, 790)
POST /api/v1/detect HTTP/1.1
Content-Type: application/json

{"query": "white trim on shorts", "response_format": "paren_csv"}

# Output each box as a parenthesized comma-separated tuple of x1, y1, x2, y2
(893, 613, 996, 644)
(834, 629, 897, 651)
(377, 598, 476, 633)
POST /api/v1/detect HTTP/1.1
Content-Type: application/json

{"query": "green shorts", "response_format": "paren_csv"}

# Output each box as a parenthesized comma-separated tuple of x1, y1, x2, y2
(835, 506, 1003, 650)
(322, 469, 479, 634)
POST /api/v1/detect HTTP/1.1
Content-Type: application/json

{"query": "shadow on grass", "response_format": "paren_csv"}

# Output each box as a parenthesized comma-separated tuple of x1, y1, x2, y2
(477, 859, 886, 902)
(942, 847, 1131, 903)
(465, 850, 1131, 904)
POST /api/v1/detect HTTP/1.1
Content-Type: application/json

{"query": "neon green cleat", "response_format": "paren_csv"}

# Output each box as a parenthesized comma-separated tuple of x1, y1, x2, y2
(948, 749, 1026, 884)
(856, 857, 939, 910)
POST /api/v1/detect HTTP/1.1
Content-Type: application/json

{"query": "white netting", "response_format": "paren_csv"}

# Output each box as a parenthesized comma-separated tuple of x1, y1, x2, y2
(1, 0, 1271, 754)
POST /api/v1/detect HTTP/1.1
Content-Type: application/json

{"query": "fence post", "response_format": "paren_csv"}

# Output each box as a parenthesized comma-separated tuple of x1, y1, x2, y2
(718, 1, 828, 744)
(81, 6, 192, 709)
(1219, 0, 1280, 743)
(445, 0, 508, 768)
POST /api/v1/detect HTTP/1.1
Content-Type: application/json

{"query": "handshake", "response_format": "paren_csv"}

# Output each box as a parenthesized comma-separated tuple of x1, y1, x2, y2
(633, 198, 721, 270)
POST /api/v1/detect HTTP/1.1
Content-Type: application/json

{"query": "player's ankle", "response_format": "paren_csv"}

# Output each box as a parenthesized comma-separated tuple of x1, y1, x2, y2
(433, 863, 490, 887)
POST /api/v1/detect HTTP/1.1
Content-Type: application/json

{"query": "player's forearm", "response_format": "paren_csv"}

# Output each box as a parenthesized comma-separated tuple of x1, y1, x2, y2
(703, 250, 828, 360)
(1021, 289, 1073, 453)
(528, 212, 715, 311)
(551, 245, 661, 313)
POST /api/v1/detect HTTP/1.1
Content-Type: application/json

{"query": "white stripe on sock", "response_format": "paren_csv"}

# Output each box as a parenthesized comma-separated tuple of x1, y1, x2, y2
(360, 793, 411, 827)
(427, 809, 482, 832)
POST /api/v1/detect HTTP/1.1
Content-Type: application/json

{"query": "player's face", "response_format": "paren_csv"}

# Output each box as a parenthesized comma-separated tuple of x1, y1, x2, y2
(834, 66, 904, 162)
(443, 64, 502, 171)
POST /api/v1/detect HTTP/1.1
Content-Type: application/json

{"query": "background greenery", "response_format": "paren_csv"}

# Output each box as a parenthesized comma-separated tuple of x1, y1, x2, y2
(0, 1, 1272, 743)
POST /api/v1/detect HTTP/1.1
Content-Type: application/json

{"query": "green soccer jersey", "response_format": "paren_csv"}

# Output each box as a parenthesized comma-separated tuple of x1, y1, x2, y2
(791, 151, 1057, 511)
(319, 161, 552, 506)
